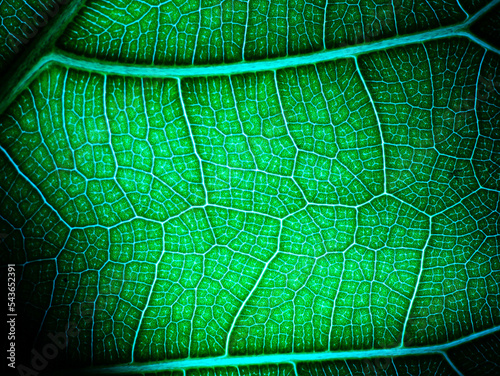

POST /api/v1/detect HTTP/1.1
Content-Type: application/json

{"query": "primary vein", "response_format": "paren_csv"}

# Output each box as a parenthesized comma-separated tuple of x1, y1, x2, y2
(1, 0, 499, 117)
(71, 325, 500, 375)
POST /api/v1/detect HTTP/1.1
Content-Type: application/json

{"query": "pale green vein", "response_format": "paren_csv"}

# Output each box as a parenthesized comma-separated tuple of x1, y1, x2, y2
(400, 218, 432, 347)
(32, 26, 481, 79)
(68, 325, 500, 375)
(130, 227, 164, 363)
(441, 351, 464, 376)
(354, 56, 386, 194)
(224, 224, 283, 356)
(457, 30, 500, 55)
(0, 0, 86, 114)
(1, 0, 499, 117)
(177, 78, 207, 205)
(0, 145, 71, 229)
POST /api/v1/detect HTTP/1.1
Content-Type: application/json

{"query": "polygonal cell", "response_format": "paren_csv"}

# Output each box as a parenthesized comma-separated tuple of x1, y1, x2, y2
(135, 207, 280, 360)
(356, 195, 429, 251)
(409, 190, 500, 346)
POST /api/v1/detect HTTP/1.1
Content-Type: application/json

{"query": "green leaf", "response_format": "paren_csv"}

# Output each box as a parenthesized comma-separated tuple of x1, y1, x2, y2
(1, 0, 500, 375)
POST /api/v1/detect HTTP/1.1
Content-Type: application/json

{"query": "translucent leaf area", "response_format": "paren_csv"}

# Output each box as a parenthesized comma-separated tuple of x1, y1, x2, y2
(0, 0, 499, 375)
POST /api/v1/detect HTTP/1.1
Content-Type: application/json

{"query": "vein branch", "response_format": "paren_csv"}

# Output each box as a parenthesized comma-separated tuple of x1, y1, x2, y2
(0, 0, 87, 115)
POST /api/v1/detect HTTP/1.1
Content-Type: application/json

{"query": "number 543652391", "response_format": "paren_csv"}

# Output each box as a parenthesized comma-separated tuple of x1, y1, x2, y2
(7, 264, 15, 313)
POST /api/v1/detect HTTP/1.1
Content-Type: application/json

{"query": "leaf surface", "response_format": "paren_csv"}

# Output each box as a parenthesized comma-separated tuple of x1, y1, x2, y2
(1, 1, 500, 375)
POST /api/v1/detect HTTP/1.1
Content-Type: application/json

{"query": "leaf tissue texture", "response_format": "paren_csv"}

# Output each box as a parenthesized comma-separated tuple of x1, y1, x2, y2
(59, 0, 476, 64)
(0, 0, 61, 72)
(0, 0, 500, 375)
